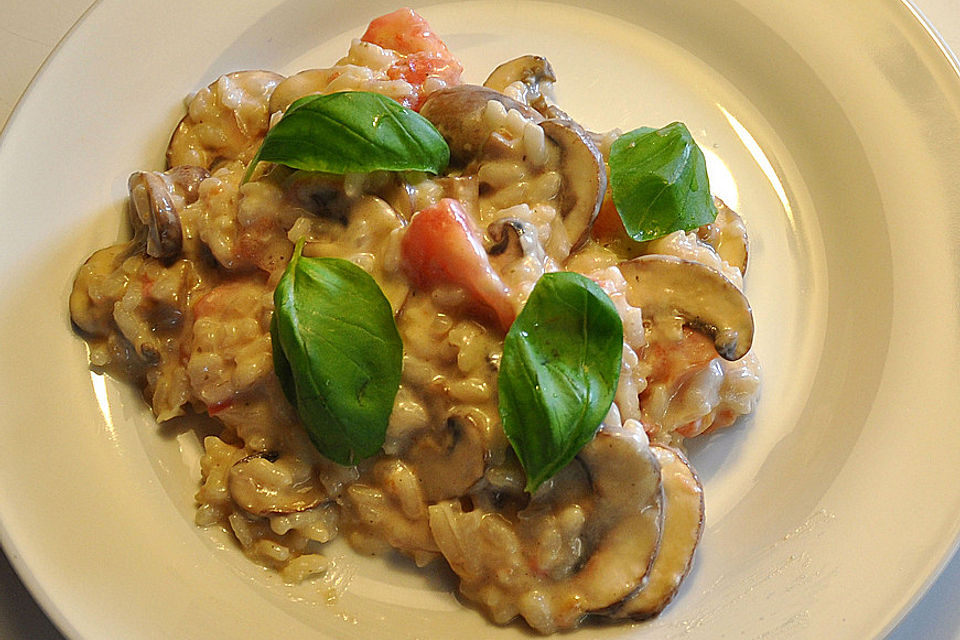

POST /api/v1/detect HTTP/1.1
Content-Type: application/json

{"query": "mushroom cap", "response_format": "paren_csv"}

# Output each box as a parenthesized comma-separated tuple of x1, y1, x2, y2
(486, 218, 542, 261)
(127, 166, 208, 260)
(697, 196, 749, 274)
(404, 416, 487, 503)
(128, 172, 181, 260)
(483, 55, 556, 115)
(608, 444, 704, 620)
(428, 427, 664, 633)
(540, 118, 606, 252)
(420, 84, 542, 166)
(618, 254, 754, 360)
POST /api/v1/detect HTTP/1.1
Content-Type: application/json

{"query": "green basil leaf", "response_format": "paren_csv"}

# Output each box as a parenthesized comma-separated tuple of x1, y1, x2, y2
(608, 122, 717, 242)
(273, 241, 403, 465)
(270, 314, 297, 406)
(245, 91, 449, 181)
(498, 272, 623, 493)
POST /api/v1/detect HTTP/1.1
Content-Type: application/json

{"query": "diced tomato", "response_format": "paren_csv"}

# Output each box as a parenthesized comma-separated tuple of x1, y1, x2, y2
(361, 8, 463, 110)
(362, 8, 455, 57)
(401, 198, 515, 332)
(591, 188, 627, 242)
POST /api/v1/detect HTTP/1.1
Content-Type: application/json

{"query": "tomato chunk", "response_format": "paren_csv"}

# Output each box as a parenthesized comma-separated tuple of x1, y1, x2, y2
(401, 198, 515, 331)
(361, 8, 463, 110)
(592, 189, 627, 242)
(362, 8, 455, 57)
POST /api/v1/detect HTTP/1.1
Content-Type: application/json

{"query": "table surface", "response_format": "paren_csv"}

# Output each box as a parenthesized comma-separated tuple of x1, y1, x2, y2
(2, 1, 960, 638)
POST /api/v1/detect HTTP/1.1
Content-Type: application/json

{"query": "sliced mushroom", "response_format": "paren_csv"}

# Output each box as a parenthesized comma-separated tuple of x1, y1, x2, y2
(420, 85, 543, 166)
(166, 165, 209, 205)
(478, 130, 517, 162)
(486, 218, 542, 261)
(608, 444, 704, 620)
(403, 415, 487, 503)
(128, 165, 209, 260)
(540, 104, 573, 122)
(428, 428, 663, 633)
(228, 453, 327, 517)
(483, 55, 556, 115)
(283, 171, 352, 224)
(619, 255, 754, 360)
(697, 196, 749, 274)
(540, 118, 606, 251)
(69, 244, 131, 337)
(377, 175, 418, 220)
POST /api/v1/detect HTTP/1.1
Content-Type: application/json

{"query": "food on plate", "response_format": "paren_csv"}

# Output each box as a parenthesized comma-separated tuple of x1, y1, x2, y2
(69, 7, 760, 633)
(609, 444, 704, 619)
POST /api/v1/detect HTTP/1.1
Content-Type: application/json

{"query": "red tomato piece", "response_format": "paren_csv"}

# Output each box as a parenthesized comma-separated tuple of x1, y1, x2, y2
(401, 198, 516, 332)
(362, 8, 454, 57)
(361, 7, 463, 110)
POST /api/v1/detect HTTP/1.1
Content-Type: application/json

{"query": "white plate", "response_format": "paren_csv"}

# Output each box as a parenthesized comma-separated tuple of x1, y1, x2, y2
(2, 0, 960, 638)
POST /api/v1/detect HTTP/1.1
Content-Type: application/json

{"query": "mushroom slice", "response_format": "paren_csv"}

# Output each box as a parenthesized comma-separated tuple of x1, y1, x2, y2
(420, 85, 542, 166)
(228, 453, 327, 517)
(486, 218, 542, 262)
(165, 165, 210, 205)
(428, 427, 663, 633)
(283, 171, 352, 224)
(697, 196, 749, 274)
(608, 444, 704, 620)
(540, 118, 606, 251)
(619, 255, 754, 361)
(483, 55, 556, 115)
(404, 415, 487, 503)
(128, 165, 210, 260)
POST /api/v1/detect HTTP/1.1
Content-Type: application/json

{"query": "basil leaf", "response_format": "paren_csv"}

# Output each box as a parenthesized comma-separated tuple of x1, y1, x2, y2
(498, 272, 623, 493)
(245, 91, 449, 181)
(272, 241, 403, 465)
(270, 314, 297, 406)
(608, 122, 717, 242)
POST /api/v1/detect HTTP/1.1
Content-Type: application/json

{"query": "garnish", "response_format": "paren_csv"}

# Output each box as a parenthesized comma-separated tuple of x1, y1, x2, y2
(272, 239, 403, 465)
(608, 122, 717, 242)
(244, 91, 449, 181)
(498, 272, 623, 492)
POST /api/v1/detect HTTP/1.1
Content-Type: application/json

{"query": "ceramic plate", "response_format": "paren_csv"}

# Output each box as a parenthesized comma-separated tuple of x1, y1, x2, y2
(2, 0, 960, 638)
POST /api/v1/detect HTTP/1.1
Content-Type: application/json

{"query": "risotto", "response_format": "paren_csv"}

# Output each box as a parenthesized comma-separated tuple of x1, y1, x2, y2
(69, 8, 760, 634)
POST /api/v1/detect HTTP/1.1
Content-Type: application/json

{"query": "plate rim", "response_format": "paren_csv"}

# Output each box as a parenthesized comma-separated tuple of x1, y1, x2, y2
(2, 1, 960, 638)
